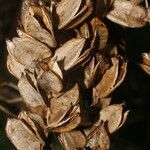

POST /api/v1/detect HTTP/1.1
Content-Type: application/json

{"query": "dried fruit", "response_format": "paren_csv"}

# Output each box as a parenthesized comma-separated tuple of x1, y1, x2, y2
(94, 56, 127, 99)
(99, 103, 129, 133)
(56, 0, 93, 29)
(107, 0, 149, 28)
(140, 52, 150, 75)
(53, 38, 86, 70)
(6, 118, 45, 150)
(85, 122, 110, 150)
(59, 130, 86, 150)
(4, 0, 138, 149)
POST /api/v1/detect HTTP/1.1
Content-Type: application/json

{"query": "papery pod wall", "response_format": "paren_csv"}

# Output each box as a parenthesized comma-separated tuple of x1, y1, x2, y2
(0, 0, 149, 149)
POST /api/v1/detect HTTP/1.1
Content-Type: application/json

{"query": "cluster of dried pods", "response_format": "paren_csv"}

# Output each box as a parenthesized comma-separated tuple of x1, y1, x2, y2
(3, 0, 150, 149)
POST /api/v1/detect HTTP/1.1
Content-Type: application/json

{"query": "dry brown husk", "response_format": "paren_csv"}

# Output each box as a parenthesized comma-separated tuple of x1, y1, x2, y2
(6, 117, 45, 150)
(58, 103, 129, 149)
(107, 0, 149, 28)
(5, 0, 143, 149)
(56, 0, 93, 29)
(140, 52, 150, 75)
(93, 56, 127, 102)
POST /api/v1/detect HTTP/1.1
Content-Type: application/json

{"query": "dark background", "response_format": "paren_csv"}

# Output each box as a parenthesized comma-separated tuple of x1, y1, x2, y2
(0, 1, 150, 149)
